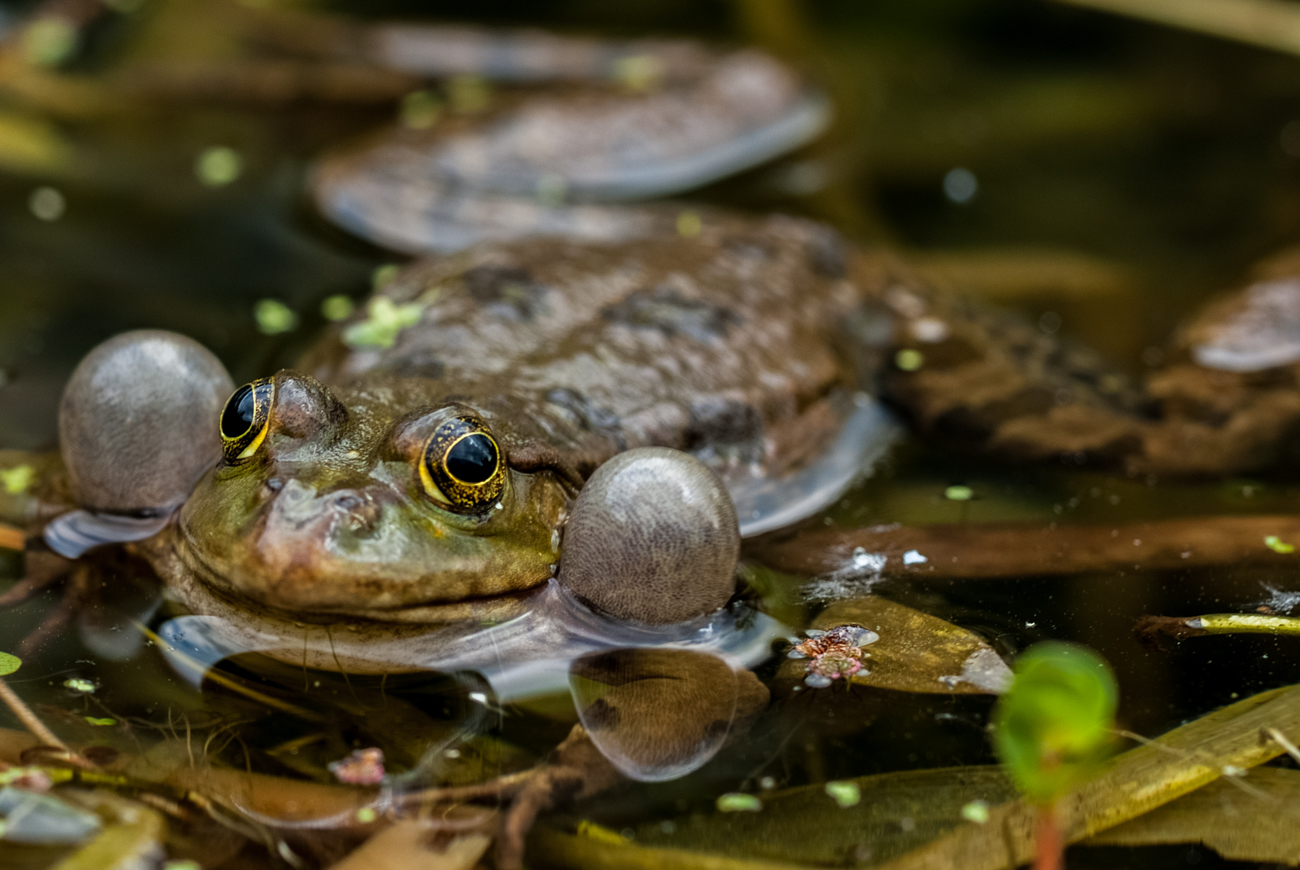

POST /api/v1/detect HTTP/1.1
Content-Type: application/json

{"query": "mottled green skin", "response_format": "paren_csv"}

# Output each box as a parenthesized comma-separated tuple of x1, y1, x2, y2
(151, 213, 875, 628)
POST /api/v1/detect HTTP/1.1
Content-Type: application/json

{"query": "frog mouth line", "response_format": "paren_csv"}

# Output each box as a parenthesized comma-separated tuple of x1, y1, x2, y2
(170, 530, 548, 626)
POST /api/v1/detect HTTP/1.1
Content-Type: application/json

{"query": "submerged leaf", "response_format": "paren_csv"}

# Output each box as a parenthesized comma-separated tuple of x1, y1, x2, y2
(778, 597, 1011, 695)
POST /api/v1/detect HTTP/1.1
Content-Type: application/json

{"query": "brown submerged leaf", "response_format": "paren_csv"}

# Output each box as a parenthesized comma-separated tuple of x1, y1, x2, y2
(778, 596, 1011, 694)
(329, 826, 491, 870)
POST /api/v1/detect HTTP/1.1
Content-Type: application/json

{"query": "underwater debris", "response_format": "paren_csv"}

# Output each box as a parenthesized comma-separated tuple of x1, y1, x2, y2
(329, 748, 386, 786)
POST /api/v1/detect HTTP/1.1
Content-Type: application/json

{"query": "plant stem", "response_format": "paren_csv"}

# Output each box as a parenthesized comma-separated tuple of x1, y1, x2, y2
(1033, 802, 1063, 870)
(0, 676, 67, 751)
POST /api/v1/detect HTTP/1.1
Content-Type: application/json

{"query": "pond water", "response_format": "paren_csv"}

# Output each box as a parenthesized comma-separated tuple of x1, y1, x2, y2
(2, 0, 1300, 868)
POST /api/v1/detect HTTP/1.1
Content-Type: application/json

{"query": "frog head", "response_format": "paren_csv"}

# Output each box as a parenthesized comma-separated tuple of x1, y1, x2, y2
(180, 370, 567, 622)
(53, 331, 567, 625)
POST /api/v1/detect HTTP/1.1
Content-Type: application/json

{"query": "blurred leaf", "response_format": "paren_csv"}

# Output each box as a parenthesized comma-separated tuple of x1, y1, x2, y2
(0, 112, 73, 175)
(1087, 767, 1300, 863)
(777, 597, 1011, 694)
(329, 825, 490, 870)
(992, 642, 1117, 803)
(52, 790, 165, 870)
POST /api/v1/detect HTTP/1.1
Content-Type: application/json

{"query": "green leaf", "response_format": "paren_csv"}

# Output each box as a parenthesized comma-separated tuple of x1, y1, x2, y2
(83, 717, 116, 727)
(992, 642, 1117, 804)
(0, 652, 20, 676)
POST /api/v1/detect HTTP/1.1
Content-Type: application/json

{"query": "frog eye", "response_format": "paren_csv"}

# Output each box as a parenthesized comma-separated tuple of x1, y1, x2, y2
(219, 379, 273, 463)
(419, 416, 505, 512)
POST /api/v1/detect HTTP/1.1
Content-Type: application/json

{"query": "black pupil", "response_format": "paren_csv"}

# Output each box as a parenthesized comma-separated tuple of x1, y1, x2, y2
(446, 434, 498, 484)
(221, 385, 256, 439)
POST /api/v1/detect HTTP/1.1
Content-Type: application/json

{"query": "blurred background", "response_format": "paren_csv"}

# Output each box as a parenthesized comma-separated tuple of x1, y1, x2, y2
(3, 0, 1300, 454)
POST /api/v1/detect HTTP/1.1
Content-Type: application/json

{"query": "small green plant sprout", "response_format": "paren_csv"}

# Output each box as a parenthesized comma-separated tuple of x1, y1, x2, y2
(992, 642, 1118, 870)
(994, 642, 1117, 800)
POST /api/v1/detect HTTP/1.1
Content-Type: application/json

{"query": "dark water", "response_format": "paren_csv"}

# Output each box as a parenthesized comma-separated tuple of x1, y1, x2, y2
(2, 1, 1300, 868)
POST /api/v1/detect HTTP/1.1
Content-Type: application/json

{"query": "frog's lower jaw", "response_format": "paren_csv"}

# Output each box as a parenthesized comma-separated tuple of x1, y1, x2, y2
(155, 576, 784, 700)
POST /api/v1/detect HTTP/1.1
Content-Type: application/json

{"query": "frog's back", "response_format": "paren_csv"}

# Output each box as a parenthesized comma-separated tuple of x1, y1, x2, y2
(301, 213, 884, 482)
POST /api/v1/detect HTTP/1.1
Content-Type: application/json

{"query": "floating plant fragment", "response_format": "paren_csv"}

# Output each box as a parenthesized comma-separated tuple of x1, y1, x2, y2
(779, 597, 1010, 695)
(1137, 611, 1300, 641)
(1265, 535, 1295, 554)
(0, 653, 19, 677)
(824, 780, 861, 808)
(342, 296, 426, 349)
(715, 793, 763, 813)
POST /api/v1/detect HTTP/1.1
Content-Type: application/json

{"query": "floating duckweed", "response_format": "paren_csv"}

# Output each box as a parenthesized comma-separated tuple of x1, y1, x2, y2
(992, 642, 1117, 804)
(0, 652, 20, 676)
(0, 465, 34, 495)
(62, 678, 96, 694)
(895, 348, 924, 371)
(343, 297, 425, 349)
(84, 716, 115, 727)
(29, 186, 64, 221)
(195, 146, 242, 187)
(400, 90, 442, 129)
(162, 862, 202, 870)
(960, 799, 991, 823)
(447, 74, 491, 113)
(716, 793, 762, 813)
(677, 211, 702, 238)
(320, 295, 355, 322)
(371, 263, 400, 291)
(944, 485, 974, 502)
(254, 299, 299, 335)
(825, 780, 861, 808)
(23, 18, 77, 66)
(577, 820, 629, 845)
(1265, 535, 1295, 554)
(355, 807, 377, 824)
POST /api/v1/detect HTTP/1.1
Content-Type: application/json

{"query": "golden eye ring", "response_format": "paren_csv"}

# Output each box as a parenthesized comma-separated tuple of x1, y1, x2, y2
(419, 416, 505, 512)
(219, 379, 273, 464)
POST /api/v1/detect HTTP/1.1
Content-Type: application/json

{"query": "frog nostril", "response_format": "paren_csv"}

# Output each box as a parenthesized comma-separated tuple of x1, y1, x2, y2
(329, 490, 380, 532)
